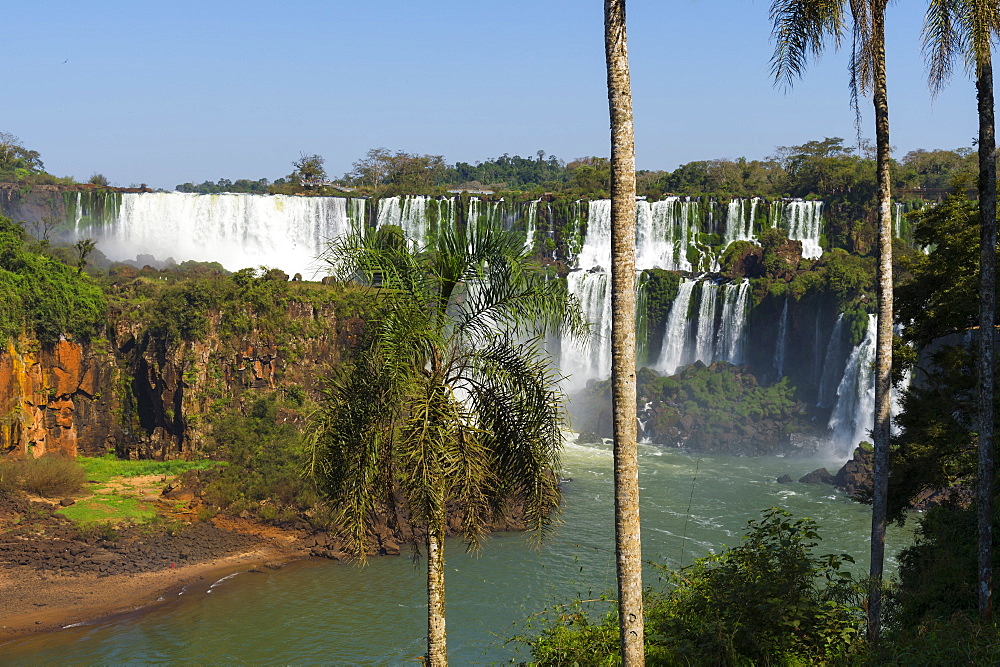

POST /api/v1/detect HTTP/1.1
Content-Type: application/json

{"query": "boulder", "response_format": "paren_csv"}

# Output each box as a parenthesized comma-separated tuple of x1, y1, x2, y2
(776, 474, 793, 484)
(834, 445, 874, 500)
(798, 468, 835, 485)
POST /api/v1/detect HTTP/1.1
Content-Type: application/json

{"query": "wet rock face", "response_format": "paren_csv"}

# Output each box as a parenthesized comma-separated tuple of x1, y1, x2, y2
(799, 468, 835, 485)
(834, 446, 873, 501)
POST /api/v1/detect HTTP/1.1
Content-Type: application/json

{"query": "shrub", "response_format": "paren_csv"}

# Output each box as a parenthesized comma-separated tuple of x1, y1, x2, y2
(521, 509, 863, 665)
(5, 455, 87, 497)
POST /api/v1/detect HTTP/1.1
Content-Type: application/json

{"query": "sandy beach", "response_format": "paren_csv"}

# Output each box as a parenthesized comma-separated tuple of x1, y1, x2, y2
(0, 493, 315, 643)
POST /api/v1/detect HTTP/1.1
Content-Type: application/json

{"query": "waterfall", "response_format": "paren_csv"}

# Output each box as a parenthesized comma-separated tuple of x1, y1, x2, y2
(580, 197, 708, 272)
(893, 202, 904, 238)
(575, 200, 611, 271)
(723, 198, 759, 248)
(773, 298, 789, 377)
(782, 200, 823, 259)
(376, 195, 432, 247)
(635, 197, 700, 271)
(525, 199, 539, 252)
(656, 278, 696, 375)
(828, 314, 877, 455)
(715, 280, 750, 364)
(560, 271, 612, 391)
(80, 192, 359, 278)
(817, 315, 845, 408)
(692, 281, 718, 365)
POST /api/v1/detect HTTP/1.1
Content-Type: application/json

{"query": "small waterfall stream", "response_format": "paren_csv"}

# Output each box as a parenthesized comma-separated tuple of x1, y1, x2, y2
(656, 279, 696, 375)
(828, 314, 877, 455)
(773, 298, 789, 377)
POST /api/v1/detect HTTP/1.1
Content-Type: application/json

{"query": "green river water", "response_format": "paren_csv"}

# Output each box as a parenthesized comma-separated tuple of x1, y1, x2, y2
(0, 440, 913, 664)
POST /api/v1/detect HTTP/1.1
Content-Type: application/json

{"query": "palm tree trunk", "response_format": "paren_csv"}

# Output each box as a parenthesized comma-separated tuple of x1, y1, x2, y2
(977, 50, 996, 622)
(867, 0, 893, 644)
(604, 0, 644, 663)
(426, 517, 448, 666)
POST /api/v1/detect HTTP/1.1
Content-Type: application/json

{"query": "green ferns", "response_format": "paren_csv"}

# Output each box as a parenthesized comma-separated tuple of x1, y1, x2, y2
(0, 216, 106, 344)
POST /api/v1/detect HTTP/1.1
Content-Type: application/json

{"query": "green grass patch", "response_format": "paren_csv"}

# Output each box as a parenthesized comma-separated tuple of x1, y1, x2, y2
(77, 454, 222, 484)
(56, 495, 157, 525)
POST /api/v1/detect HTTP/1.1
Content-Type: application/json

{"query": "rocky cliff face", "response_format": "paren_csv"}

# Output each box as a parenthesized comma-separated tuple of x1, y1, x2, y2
(0, 301, 363, 460)
(0, 338, 116, 458)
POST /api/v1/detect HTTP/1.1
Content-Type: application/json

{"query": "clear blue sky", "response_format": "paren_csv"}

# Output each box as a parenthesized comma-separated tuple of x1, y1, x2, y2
(6, 1, 981, 190)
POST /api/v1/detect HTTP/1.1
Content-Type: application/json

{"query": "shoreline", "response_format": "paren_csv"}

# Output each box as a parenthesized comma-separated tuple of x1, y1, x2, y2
(0, 540, 310, 643)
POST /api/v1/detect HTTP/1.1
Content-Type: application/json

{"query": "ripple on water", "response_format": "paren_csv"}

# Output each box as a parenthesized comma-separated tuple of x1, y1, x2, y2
(0, 448, 913, 664)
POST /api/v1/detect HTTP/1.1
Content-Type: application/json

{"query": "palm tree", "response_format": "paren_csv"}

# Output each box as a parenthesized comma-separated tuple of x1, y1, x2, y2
(604, 0, 644, 663)
(309, 220, 584, 666)
(923, 0, 999, 620)
(770, 0, 894, 642)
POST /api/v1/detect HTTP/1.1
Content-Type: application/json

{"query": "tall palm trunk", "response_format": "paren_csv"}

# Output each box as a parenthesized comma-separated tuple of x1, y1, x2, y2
(977, 48, 996, 621)
(868, 0, 893, 644)
(604, 0, 644, 663)
(426, 515, 448, 666)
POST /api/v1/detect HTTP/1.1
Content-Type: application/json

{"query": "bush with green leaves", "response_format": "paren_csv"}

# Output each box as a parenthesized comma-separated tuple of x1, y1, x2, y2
(0, 455, 87, 497)
(201, 396, 319, 524)
(522, 509, 863, 665)
(0, 215, 107, 344)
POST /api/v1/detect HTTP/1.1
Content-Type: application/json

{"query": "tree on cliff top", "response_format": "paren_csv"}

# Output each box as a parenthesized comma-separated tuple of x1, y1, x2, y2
(308, 218, 584, 665)
(291, 153, 327, 184)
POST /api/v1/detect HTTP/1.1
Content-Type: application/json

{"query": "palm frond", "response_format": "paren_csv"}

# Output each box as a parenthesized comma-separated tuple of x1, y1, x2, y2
(459, 336, 565, 539)
(770, 0, 847, 89)
(924, 0, 963, 95)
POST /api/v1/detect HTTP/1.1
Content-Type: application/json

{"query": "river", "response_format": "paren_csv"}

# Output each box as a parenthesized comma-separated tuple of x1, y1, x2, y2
(0, 440, 912, 664)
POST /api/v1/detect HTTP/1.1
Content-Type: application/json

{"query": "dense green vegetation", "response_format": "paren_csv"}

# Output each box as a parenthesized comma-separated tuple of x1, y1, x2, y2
(522, 509, 862, 664)
(0, 215, 106, 343)
(200, 396, 323, 525)
(0, 132, 74, 186)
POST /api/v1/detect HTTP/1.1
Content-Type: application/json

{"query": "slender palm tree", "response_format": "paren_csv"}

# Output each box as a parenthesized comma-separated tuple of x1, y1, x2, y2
(309, 220, 584, 666)
(770, 0, 894, 642)
(604, 0, 644, 663)
(923, 0, 1000, 620)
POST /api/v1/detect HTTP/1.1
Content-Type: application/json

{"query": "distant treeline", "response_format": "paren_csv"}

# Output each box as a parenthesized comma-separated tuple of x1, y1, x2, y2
(172, 137, 979, 202)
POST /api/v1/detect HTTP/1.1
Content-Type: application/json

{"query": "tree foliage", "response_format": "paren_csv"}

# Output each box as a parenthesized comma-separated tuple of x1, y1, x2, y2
(523, 509, 861, 665)
(309, 217, 584, 661)
(0, 216, 106, 344)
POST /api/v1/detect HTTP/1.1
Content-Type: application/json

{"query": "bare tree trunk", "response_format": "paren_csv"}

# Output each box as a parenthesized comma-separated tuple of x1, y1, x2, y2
(426, 518, 448, 666)
(977, 50, 996, 622)
(867, 0, 893, 645)
(604, 0, 644, 663)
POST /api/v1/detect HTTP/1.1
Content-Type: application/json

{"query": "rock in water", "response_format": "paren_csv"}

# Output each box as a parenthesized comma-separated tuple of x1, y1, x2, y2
(798, 468, 835, 485)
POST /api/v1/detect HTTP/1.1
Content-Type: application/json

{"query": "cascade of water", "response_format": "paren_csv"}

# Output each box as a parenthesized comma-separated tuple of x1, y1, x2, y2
(812, 308, 823, 383)
(783, 200, 824, 259)
(86, 192, 358, 278)
(692, 281, 718, 365)
(560, 271, 612, 391)
(376, 195, 431, 247)
(773, 298, 789, 377)
(716, 280, 750, 364)
(893, 202, 904, 238)
(723, 198, 759, 248)
(525, 199, 539, 252)
(828, 314, 877, 455)
(582, 197, 706, 273)
(817, 315, 845, 408)
(575, 200, 612, 271)
(656, 278, 696, 375)
(769, 200, 783, 228)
